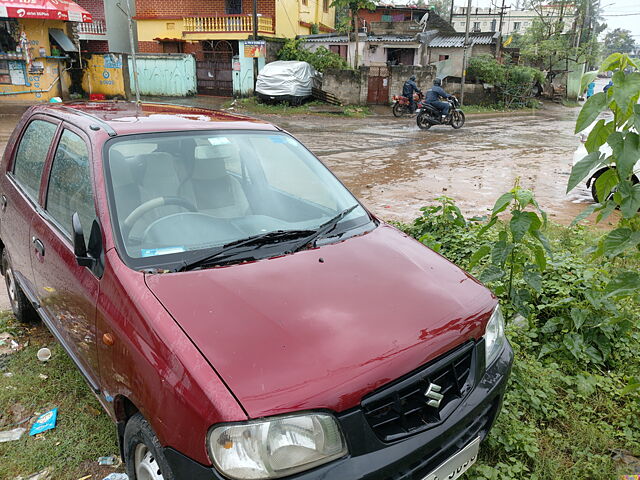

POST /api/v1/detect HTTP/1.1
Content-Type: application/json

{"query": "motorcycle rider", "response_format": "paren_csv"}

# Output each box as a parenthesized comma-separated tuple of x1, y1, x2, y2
(402, 75, 422, 113)
(425, 78, 453, 120)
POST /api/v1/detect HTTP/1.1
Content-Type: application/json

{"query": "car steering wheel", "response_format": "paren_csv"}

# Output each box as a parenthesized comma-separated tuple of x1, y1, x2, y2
(122, 196, 197, 239)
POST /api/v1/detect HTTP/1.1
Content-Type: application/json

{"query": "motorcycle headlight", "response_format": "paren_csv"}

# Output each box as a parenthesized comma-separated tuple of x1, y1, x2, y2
(484, 305, 506, 367)
(208, 413, 347, 479)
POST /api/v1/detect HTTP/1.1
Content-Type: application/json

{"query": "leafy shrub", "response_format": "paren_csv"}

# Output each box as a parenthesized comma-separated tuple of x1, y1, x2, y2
(467, 55, 506, 86)
(277, 38, 350, 72)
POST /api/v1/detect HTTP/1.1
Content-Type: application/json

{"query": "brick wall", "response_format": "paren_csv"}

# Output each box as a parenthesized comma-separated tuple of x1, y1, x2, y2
(75, 0, 105, 19)
(80, 39, 109, 53)
(138, 40, 163, 53)
(135, 0, 275, 18)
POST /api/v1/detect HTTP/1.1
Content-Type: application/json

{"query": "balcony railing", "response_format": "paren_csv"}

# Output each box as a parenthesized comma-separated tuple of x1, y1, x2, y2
(183, 15, 274, 34)
(77, 19, 107, 35)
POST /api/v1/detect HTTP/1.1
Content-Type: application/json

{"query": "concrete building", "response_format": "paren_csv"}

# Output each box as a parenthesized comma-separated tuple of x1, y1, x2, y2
(450, 4, 575, 36)
(75, 0, 132, 53)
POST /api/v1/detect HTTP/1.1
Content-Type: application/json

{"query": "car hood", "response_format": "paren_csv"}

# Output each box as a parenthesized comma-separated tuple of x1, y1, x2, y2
(145, 224, 495, 418)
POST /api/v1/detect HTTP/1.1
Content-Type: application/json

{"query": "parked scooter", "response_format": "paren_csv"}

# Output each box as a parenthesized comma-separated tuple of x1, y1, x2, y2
(416, 96, 465, 130)
(391, 92, 424, 117)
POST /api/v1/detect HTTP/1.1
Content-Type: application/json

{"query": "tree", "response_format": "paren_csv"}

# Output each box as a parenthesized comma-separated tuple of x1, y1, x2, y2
(602, 29, 637, 58)
(329, 0, 376, 68)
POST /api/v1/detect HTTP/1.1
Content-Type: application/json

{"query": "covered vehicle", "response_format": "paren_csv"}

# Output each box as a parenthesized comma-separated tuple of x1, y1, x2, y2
(256, 60, 319, 105)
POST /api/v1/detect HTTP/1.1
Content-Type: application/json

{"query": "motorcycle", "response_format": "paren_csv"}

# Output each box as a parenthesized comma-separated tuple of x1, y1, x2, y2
(391, 92, 423, 117)
(415, 96, 465, 130)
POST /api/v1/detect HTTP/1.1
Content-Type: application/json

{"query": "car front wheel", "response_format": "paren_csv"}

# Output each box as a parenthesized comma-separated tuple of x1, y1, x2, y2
(124, 413, 175, 480)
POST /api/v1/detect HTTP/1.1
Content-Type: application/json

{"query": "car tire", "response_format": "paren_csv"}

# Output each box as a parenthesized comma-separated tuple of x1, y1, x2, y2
(124, 413, 176, 480)
(590, 168, 639, 203)
(2, 250, 38, 323)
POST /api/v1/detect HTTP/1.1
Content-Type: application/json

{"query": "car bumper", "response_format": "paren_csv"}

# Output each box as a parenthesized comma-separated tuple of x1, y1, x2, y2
(164, 341, 514, 480)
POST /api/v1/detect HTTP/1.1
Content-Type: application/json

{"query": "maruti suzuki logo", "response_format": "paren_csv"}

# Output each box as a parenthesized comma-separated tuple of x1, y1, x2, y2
(425, 382, 443, 408)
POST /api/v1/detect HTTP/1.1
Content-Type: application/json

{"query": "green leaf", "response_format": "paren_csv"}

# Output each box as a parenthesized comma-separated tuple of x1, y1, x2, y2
(632, 104, 640, 132)
(492, 192, 514, 216)
(607, 131, 624, 155)
(599, 53, 622, 72)
(510, 210, 534, 242)
(594, 167, 618, 203)
(585, 119, 613, 153)
(532, 230, 552, 257)
(491, 240, 514, 265)
(514, 188, 534, 207)
(584, 346, 604, 364)
(595, 199, 617, 223)
(575, 92, 609, 134)
(566, 151, 602, 193)
(617, 132, 640, 179)
(621, 377, 640, 395)
(602, 228, 640, 257)
(580, 71, 598, 94)
(469, 244, 491, 267)
(478, 216, 497, 236)
(570, 308, 587, 330)
(479, 264, 505, 283)
(563, 333, 585, 360)
(612, 71, 640, 115)
(538, 342, 559, 359)
(533, 244, 547, 271)
(605, 271, 640, 297)
(619, 183, 640, 218)
(523, 267, 542, 292)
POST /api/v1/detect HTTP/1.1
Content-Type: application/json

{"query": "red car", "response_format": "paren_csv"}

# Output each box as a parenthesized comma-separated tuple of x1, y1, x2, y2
(0, 102, 512, 480)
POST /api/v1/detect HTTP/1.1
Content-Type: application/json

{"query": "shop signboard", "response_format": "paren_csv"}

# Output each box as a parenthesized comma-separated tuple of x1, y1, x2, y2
(244, 41, 266, 58)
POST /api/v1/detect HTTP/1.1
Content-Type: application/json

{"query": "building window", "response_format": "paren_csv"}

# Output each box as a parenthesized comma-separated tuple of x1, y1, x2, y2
(225, 0, 242, 15)
(323, 0, 329, 12)
(491, 19, 496, 30)
(0, 60, 10, 84)
(473, 21, 480, 31)
(302, 0, 308, 5)
(329, 44, 347, 60)
(438, 54, 449, 61)
(513, 22, 521, 31)
(451, 22, 455, 27)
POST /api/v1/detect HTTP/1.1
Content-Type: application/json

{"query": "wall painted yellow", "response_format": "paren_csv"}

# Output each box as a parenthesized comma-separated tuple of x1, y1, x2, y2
(135, 0, 336, 46)
(81, 54, 127, 97)
(0, 19, 72, 102)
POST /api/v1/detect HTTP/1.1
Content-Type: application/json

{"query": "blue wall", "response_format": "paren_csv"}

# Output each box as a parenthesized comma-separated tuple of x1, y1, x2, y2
(129, 54, 197, 97)
(233, 41, 266, 96)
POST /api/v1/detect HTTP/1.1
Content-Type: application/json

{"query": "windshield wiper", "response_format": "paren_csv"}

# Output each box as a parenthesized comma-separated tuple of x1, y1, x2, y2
(177, 229, 314, 272)
(291, 204, 359, 253)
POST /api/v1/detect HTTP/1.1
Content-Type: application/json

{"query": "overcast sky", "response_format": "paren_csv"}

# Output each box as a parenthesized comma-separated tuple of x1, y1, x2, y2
(451, 0, 640, 38)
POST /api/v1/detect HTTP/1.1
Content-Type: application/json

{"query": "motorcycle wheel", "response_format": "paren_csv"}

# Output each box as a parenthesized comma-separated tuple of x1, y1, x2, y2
(451, 110, 465, 129)
(392, 103, 405, 117)
(416, 111, 432, 130)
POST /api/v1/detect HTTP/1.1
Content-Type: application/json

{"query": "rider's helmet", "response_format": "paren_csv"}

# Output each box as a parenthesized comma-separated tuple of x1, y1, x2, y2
(433, 78, 442, 86)
(410, 75, 416, 81)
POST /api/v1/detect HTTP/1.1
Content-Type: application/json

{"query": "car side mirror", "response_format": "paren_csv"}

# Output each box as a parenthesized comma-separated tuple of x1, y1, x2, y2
(72, 212, 96, 268)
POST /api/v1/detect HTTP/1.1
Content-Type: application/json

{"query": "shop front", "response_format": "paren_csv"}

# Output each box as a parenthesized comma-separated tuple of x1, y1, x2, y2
(0, 0, 92, 102)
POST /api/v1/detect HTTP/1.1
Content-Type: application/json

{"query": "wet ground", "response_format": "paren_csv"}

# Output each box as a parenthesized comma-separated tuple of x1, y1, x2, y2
(0, 98, 595, 230)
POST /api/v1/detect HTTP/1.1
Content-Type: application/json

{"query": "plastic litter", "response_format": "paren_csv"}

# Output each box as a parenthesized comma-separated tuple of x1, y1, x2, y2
(36, 348, 51, 362)
(13, 469, 51, 480)
(0, 332, 21, 356)
(98, 455, 117, 466)
(77, 476, 92, 480)
(29, 408, 58, 435)
(101, 474, 129, 480)
(0, 427, 26, 442)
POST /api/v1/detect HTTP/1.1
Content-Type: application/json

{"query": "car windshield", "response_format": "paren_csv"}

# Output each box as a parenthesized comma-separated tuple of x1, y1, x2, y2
(104, 130, 371, 268)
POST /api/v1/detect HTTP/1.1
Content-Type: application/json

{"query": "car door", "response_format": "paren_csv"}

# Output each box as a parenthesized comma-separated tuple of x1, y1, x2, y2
(30, 124, 101, 393)
(0, 116, 60, 300)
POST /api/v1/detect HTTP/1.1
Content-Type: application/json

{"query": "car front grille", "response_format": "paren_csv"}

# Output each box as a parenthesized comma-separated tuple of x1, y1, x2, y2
(361, 341, 477, 442)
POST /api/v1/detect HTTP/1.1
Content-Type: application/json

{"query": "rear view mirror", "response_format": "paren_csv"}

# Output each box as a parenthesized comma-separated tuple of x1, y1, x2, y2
(72, 212, 95, 268)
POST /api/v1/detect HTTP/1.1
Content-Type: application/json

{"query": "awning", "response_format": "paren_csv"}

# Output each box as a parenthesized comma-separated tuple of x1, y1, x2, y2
(0, 0, 92, 23)
(49, 28, 76, 51)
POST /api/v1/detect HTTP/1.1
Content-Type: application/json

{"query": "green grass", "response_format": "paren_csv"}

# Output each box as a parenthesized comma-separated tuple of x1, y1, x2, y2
(0, 312, 119, 480)
(463, 104, 540, 114)
(226, 97, 371, 117)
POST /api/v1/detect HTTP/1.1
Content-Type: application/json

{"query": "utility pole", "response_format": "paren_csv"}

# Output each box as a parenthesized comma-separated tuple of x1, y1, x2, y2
(122, 0, 140, 103)
(252, 0, 258, 91)
(497, 0, 507, 59)
(449, 0, 455, 26)
(460, 0, 472, 105)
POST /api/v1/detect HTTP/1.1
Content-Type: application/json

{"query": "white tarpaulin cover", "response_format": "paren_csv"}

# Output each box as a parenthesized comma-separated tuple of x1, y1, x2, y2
(256, 61, 318, 97)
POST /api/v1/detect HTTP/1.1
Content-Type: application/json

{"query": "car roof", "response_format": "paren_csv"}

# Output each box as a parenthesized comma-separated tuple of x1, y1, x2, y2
(33, 101, 278, 136)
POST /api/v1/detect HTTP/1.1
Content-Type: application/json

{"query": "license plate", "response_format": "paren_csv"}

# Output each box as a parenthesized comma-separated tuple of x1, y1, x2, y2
(422, 437, 480, 480)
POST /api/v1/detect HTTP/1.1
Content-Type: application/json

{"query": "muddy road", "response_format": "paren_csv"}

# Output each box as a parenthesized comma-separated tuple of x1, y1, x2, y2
(0, 101, 591, 226)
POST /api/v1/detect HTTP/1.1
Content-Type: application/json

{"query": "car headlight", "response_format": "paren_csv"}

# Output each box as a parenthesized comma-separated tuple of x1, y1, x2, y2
(484, 305, 506, 367)
(207, 413, 348, 479)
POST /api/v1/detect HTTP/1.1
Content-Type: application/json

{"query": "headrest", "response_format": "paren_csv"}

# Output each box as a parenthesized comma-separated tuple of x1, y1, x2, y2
(133, 152, 178, 187)
(108, 149, 133, 188)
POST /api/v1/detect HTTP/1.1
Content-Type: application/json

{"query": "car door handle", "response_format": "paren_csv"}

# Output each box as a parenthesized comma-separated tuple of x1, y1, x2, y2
(32, 237, 45, 256)
(0, 195, 6, 211)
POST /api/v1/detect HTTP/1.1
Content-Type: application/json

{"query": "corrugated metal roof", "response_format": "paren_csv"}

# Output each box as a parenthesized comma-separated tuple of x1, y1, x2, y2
(428, 34, 496, 48)
(304, 35, 349, 43)
(368, 35, 417, 43)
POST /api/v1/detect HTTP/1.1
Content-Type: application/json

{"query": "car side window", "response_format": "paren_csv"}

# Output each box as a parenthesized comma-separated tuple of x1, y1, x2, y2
(13, 119, 58, 200)
(46, 130, 95, 236)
